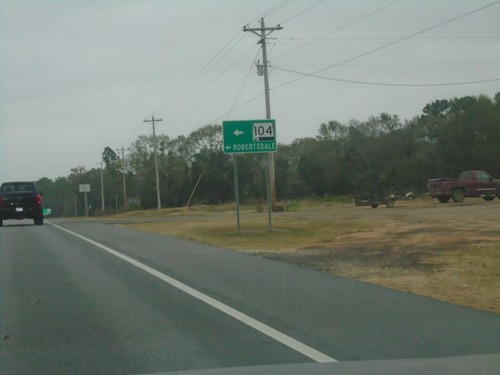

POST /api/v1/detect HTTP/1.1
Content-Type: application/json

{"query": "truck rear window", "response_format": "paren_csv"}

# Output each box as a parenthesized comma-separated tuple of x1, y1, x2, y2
(0, 183, 37, 193)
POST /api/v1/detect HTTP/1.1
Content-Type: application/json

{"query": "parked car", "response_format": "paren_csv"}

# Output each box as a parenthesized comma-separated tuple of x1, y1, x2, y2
(427, 170, 500, 203)
(0, 181, 44, 226)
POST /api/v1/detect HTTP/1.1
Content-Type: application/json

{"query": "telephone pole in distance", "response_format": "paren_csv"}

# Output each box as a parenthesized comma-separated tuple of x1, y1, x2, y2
(98, 162, 105, 211)
(116, 146, 130, 209)
(143, 115, 163, 210)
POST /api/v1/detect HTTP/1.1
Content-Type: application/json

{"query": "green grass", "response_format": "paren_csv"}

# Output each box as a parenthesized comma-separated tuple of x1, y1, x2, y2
(127, 215, 371, 252)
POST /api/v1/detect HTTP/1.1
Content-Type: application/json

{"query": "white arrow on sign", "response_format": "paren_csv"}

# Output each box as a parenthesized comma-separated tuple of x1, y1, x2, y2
(233, 129, 243, 136)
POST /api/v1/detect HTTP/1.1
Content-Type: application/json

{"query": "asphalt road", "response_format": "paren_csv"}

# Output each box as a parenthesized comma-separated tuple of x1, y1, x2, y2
(0, 219, 498, 375)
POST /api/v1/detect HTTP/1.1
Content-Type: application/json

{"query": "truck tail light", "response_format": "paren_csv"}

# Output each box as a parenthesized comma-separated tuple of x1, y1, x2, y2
(36, 195, 41, 206)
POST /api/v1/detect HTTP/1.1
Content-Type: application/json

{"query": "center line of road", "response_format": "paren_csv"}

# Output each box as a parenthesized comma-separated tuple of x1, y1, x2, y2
(48, 222, 337, 363)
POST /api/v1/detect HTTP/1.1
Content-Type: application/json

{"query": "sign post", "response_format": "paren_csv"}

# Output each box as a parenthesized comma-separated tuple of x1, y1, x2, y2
(233, 154, 240, 232)
(79, 184, 91, 217)
(223, 120, 277, 231)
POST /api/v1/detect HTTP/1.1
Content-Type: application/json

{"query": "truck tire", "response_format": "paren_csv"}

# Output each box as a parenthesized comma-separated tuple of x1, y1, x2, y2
(371, 204, 379, 208)
(385, 198, 395, 208)
(452, 188, 465, 203)
(437, 195, 450, 203)
(483, 196, 495, 201)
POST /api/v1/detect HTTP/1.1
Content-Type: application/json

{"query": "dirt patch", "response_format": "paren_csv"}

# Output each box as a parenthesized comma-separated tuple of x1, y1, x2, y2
(244, 202, 500, 313)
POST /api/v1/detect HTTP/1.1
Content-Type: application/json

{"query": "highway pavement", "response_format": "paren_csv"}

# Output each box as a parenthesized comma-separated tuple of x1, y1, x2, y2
(1, 218, 499, 374)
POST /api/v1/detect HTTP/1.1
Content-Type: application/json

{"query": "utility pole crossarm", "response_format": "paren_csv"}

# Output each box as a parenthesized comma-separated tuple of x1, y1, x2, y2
(243, 21, 283, 40)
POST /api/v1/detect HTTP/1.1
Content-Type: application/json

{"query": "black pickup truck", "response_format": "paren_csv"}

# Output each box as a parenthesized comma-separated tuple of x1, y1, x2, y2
(0, 181, 44, 226)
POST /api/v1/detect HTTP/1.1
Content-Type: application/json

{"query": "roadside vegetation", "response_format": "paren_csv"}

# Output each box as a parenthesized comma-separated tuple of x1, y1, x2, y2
(36, 92, 500, 217)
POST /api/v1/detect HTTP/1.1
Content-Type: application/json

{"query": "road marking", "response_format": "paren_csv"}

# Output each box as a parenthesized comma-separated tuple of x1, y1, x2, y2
(48, 222, 337, 363)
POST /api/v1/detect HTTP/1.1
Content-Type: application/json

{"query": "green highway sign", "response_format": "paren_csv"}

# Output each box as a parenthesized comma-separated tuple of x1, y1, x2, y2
(223, 119, 277, 154)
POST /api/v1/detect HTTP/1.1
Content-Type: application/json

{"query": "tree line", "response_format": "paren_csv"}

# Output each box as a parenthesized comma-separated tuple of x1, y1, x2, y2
(36, 92, 500, 216)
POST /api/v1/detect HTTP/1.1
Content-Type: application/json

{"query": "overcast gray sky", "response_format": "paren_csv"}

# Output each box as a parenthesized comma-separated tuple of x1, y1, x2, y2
(1, 0, 499, 181)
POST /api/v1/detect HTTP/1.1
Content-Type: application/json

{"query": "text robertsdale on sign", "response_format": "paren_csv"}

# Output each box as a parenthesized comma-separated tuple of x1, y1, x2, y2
(222, 119, 277, 154)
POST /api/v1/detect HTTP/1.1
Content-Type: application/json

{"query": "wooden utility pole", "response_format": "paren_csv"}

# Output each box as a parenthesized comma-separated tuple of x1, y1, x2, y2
(143, 115, 163, 210)
(99, 162, 105, 211)
(116, 146, 129, 209)
(244, 18, 282, 211)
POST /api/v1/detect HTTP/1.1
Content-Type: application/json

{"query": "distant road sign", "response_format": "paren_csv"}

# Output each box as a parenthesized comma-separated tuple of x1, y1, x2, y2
(223, 119, 276, 154)
(79, 184, 90, 193)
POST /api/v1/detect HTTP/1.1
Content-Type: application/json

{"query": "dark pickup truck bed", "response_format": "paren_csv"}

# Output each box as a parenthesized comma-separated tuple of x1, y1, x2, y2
(0, 181, 44, 226)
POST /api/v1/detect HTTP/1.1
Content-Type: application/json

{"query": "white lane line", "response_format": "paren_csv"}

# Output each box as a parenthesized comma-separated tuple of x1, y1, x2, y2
(48, 222, 337, 363)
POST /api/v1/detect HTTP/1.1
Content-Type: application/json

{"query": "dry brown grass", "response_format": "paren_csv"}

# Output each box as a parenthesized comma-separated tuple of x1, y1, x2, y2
(114, 198, 500, 314)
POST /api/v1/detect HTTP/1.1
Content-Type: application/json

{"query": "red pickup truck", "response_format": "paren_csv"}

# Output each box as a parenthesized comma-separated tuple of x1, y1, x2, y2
(427, 170, 500, 203)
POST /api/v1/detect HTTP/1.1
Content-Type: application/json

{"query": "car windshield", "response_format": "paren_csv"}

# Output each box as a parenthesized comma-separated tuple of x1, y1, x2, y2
(1, 1, 499, 375)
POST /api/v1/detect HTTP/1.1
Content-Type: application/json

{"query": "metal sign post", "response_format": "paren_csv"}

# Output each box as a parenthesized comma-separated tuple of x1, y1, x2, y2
(79, 184, 91, 217)
(223, 120, 277, 231)
(233, 154, 240, 232)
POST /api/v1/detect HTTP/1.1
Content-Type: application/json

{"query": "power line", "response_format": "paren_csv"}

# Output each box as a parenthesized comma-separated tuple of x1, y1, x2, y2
(278, 0, 326, 24)
(156, 52, 266, 126)
(272, 66, 500, 87)
(210, 92, 265, 125)
(209, 1, 500, 122)
(134, 0, 298, 150)
(159, 44, 257, 122)
(276, 61, 500, 67)
(255, 0, 294, 23)
(131, 0, 498, 151)
(165, 75, 251, 124)
(274, 36, 500, 45)
(272, 0, 401, 61)
(271, 0, 500, 91)
(151, 31, 247, 116)
(120, 122, 148, 147)
(227, 47, 262, 119)
(150, 0, 295, 118)
(157, 0, 320, 127)
(122, 34, 249, 147)
(275, 36, 500, 41)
